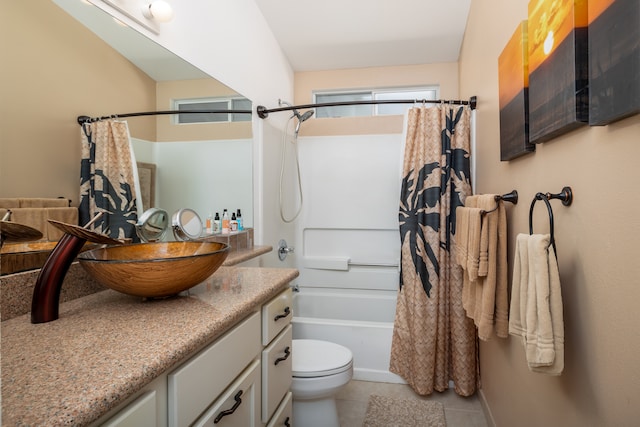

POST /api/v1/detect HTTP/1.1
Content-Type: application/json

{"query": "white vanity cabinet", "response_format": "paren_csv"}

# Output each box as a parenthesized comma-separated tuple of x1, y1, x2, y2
(168, 311, 261, 427)
(95, 287, 294, 427)
(100, 390, 157, 427)
(261, 288, 294, 425)
(192, 359, 261, 427)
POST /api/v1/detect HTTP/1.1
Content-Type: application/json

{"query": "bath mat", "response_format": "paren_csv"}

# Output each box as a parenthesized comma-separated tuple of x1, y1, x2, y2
(362, 394, 446, 427)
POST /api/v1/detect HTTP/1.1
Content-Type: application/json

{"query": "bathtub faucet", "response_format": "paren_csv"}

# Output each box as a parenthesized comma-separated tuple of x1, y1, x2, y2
(278, 239, 295, 261)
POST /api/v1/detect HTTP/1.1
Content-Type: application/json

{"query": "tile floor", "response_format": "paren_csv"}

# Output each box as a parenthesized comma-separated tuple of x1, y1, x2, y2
(336, 380, 490, 427)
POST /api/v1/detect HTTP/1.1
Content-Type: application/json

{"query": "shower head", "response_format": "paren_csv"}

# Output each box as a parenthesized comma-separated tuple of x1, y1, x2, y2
(280, 99, 314, 135)
(298, 110, 314, 122)
(279, 99, 314, 122)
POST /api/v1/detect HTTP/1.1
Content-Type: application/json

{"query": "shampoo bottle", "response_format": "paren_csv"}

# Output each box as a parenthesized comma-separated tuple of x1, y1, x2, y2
(222, 209, 230, 234)
(236, 209, 243, 231)
(231, 212, 238, 232)
(213, 212, 221, 233)
(205, 213, 213, 234)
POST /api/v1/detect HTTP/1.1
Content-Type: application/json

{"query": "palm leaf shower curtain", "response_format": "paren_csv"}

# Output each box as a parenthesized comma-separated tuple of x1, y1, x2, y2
(79, 119, 140, 241)
(390, 105, 479, 396)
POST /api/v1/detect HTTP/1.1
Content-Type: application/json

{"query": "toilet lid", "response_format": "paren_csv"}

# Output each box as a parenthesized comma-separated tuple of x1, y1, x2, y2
(292, 339, 353, 378)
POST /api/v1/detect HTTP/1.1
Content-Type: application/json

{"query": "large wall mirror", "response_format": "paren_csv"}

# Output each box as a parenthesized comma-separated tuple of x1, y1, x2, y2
(1, 0, 253, 274)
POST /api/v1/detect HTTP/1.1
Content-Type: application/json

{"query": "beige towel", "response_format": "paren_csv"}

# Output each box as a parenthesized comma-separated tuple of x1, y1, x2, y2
(0, 198, 20, 208)
(19, 198, 69, 208)
(509, 233, 564, 375)
(46, 207, 79, 240)
(478, 194, 498, 277)
(9, 208, 48, 241)
(462, 195, 509, 340)
(455, 206, 482, 280)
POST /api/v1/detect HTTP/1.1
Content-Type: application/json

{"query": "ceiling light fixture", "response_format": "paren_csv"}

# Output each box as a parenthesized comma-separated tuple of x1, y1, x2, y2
(141, 0, 174, 23)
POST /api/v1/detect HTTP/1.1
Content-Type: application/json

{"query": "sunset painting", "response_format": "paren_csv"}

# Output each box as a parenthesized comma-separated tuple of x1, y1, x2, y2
(499, 21, 534, 161)
(527, 0, 589, 143)
(588, 0, 640, 125)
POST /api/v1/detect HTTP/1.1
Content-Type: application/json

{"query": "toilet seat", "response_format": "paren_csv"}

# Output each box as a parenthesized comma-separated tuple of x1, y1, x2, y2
(292, 339, 353, 378)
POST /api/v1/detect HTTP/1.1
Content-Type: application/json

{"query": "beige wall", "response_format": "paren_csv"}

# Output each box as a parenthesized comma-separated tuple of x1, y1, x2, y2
(294, 63, 459, 135)
(459, 1, 640, 425)
(0, 0, 156, 205)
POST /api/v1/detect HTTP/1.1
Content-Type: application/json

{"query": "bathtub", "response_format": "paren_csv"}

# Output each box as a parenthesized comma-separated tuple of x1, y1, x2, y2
(291, 286, 406, 384)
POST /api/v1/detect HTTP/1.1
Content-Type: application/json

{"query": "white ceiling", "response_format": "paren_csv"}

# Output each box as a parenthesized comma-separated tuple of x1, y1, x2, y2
(254, 0, 472, 72)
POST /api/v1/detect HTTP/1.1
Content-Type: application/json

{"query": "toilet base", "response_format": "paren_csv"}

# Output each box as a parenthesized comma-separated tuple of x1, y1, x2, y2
(293, 397, 340, 427)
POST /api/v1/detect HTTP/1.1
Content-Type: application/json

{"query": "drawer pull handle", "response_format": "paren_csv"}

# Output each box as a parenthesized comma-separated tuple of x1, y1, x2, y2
(214, 390, 243, 424)
(284, 416, 291, 427)
(274, 306, 291, 322)
(274, 346, 291, 366)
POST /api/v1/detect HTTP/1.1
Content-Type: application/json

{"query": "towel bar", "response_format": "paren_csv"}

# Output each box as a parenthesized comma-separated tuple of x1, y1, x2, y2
(529, 186, 573, 256)
(480, 190, 518, 216)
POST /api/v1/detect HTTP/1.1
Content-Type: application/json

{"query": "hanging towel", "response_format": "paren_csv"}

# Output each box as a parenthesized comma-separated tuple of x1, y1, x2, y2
(509, 233, 564, 375)
(461, 195, 509, 340)
(455, 204, 482, 280)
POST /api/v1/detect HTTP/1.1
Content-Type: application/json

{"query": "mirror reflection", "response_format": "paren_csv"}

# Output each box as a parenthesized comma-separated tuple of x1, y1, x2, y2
(136, 208, 169, 243)
(1, 0, 253, 274)
(171, 208, 203, 241)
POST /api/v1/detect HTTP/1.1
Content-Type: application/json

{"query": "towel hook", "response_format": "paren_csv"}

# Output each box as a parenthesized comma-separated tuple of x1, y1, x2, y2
(529, 193, 556, 254)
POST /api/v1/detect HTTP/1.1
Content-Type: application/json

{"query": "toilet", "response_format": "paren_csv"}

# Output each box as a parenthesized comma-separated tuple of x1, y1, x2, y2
(291, 339, 353, 427)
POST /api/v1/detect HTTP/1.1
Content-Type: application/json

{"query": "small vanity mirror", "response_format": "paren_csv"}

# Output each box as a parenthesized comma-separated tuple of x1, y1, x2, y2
(136, 208, 169, 243)
(172, 209, 203, 241)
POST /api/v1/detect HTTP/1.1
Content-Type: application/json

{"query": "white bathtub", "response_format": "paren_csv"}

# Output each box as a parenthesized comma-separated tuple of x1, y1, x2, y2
(291, 287, 406, 384)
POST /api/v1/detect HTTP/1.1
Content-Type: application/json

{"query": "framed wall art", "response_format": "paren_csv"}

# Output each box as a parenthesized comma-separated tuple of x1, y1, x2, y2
(499, 21, 535, 161)
(527, 0, 589, 143)
(588, 0, 640, 125)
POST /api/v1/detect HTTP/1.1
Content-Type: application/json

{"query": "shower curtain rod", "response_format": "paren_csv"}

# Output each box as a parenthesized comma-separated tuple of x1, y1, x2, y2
(256, 95, 477, 118)
(76, 109, 252, 125)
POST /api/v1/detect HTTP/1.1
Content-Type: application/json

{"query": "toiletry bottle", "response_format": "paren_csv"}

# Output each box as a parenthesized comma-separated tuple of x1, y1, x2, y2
(206, 213, 213, 234)
(213, 212, 221, 233)
(231, 212, 238, 232)
(222, 209, 230, 234)
(236, 209, 243, 231)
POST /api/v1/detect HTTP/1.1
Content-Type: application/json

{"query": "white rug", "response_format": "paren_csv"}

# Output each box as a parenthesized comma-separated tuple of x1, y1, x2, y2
(362, 394, 447, 427)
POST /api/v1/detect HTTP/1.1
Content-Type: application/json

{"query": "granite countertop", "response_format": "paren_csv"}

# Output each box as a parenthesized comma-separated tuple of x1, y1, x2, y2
(1, 266, 299, 426)
(225, 245, 272, 265)
(0, 245, 273, 322)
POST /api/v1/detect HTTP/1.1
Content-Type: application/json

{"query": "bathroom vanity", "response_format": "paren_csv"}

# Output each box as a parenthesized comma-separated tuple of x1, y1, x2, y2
(1, 266, 298, 426)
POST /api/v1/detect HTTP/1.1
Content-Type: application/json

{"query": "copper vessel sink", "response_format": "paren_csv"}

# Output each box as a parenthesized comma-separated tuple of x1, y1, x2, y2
(77, 241, 229, 298)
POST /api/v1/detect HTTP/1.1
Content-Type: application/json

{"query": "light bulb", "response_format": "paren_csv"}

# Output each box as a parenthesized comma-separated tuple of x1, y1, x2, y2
(142, 0, 174, 23)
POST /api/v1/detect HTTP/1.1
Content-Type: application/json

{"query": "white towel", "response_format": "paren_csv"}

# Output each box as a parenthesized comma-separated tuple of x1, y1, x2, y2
(509, 233, 564, 375)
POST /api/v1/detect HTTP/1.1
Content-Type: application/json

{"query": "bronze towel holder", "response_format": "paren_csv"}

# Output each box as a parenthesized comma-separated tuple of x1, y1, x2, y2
(480, 190, 519, 216)
(529, 186, 573, 255)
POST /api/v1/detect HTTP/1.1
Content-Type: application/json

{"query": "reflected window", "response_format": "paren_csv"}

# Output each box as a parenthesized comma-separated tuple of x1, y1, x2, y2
(174, 97, 251, 124)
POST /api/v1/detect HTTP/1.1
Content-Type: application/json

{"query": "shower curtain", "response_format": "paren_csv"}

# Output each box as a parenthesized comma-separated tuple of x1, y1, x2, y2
(79, 119, 140, 241)
(390, 105, 478, 396)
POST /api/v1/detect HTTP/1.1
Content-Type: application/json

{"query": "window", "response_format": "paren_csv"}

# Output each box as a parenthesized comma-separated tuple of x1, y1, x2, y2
(313, 86, 439, 118)
(173, 97, 251, 124)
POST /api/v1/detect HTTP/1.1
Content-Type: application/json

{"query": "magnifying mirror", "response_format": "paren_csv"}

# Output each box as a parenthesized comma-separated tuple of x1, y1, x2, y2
(136, 208, 169, 242)
(172, 208, 203, 241)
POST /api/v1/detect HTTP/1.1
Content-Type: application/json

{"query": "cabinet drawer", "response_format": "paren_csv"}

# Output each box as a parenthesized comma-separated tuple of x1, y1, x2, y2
(192, 359, 261, 427)
(101, 390, 156, 427)
(262, 325, 293, 423)
(168, 311, 261, 427)
(262, 288, 293, 345)
(266, 392, 292, 427)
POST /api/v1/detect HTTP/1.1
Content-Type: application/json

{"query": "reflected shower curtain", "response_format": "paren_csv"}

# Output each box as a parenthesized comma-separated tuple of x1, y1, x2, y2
(390, 105, 478, 396)
(79, 120, 140, 241)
